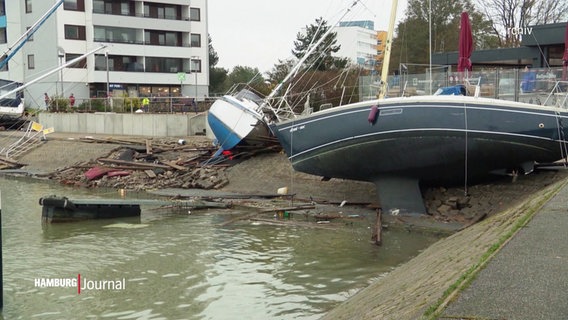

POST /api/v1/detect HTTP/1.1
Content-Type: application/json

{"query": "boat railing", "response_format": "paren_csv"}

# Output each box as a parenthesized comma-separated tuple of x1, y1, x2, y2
(382, 66, 568, 107)
(542, 81, 568, 109)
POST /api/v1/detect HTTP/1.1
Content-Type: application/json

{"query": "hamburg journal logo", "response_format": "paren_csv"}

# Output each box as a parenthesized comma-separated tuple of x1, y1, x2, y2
(34, 274, 126, 294)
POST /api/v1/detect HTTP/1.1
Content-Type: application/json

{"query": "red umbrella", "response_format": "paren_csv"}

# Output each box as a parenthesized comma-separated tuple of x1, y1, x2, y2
(562, 21, 568, 81)
(457, 12, 473, 81)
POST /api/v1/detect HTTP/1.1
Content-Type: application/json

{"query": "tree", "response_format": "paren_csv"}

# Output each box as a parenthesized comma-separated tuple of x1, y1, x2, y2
(227, 66, 270, 96)
(475, 0, 568, 47)
(266, 58, 295, 87)
(208, 34, 219, 67)
(390, 0, 495, 74)
(208, 35, 229, 94)
(292, 17, 344, 71)
(209, 67, 229, 95)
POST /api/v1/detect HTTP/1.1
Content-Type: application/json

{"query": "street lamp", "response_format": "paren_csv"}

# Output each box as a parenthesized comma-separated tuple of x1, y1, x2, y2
(58, 49, 65, 95)
(58, 48, 65, 111)
(190, 56, 199, 112)
(105, 50, 110, 111)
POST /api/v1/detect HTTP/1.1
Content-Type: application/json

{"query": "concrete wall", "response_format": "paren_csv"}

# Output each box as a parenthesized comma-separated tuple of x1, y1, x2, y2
(38, 112, 213, 138)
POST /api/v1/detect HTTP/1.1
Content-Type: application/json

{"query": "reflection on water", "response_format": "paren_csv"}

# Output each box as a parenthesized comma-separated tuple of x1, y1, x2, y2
(0, 176, 440, 319)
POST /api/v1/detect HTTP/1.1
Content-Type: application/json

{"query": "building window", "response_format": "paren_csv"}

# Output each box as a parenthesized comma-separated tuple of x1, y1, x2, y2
(94, 54, 141, 72)
(95, 54, 114, 71)
(26, 27, 34, 41)
(66, 54, 87, 68)
(0, 28, 6, 44)
(190, 8, 200, 21)
(145, 30, 181, 46)
(64, 25, 86, 40)
(94, 26, 138, 44)
(64, 0, 85, 11)
(190, 34, 201, 47)
(27, 55, 35, 69)
(139, 86, 151, 95)
(144, 3, 181, 20)
(93, 0, 134, 16)
(25, 0, 32, 13)
(190, 59, 201, 73)
(146, 57, 183, 73)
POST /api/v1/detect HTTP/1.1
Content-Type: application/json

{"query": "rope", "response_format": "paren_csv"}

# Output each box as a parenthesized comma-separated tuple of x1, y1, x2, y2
(288, 120, 295, 206)
(463, 102, 469, 196)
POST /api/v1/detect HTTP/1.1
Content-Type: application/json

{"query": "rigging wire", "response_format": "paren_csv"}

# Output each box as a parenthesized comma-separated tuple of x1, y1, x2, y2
(463, 102, 469, 196)
(528, 31, 568, 166)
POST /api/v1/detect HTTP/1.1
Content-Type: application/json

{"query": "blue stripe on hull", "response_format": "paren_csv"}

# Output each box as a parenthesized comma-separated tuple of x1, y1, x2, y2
(207, 112, 242, 150)
(270, 101, 568, 184)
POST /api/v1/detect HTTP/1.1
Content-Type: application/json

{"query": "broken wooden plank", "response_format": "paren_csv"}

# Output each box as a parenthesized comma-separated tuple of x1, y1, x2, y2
(250, 218, 339, 229)
(219, 212, 261, 227)
(97, 158, 171, 169)
(145, 169, 157, 178)
(259, 205, 315, 213)
(163, 160, 188, 171)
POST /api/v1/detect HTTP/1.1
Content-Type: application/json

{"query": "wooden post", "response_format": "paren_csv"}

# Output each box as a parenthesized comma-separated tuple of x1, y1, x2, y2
(371, 208, 382, 246)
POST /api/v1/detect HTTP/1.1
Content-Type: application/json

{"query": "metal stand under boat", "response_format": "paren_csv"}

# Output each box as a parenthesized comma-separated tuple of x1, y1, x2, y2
(374, 176, 426, 215)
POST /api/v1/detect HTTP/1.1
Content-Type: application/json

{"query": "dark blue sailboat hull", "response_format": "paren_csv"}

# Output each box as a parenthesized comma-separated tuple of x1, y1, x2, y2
(270, 95, 568, 214)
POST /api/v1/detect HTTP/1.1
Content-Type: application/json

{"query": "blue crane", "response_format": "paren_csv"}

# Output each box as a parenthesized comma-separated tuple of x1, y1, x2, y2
(0, 0, 64, 69)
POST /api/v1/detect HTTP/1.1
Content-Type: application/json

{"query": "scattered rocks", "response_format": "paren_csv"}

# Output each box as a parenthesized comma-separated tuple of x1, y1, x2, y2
(422, 170, 568, 223)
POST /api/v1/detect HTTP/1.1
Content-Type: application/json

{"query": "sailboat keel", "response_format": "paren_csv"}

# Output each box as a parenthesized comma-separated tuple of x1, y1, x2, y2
(374, 177, 426, 215)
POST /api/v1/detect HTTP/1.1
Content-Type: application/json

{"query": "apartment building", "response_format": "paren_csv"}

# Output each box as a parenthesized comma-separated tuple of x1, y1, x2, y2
(0, 0, 208, 108)
(334, 20, 386, 74)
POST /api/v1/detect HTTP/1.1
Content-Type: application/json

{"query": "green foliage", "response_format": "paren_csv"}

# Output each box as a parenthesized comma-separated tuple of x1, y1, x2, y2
(390, 0, 496, 74)
(208, 34, 219, 67)
(280, 68, 361, 113)
(226, 65, 270, 95)
(209, 66, 229, 95)
(47, 95, 70, 112)
(266, 58, 295, 85)
(292, 17, 343, 71)
(83, 98, 107, 112)
(208, 34, 230, 94)
(481, 0, 568, 47)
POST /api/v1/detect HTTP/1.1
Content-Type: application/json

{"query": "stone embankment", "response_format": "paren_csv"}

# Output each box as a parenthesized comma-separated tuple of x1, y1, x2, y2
(322, 177, 567, 319)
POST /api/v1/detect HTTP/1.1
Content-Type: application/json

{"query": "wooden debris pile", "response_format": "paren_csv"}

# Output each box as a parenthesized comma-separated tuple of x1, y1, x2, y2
(49, 136, 280, 191)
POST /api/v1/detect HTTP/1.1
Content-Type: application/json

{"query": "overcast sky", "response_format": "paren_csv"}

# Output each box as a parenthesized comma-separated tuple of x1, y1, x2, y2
(207, 0, 408, 74)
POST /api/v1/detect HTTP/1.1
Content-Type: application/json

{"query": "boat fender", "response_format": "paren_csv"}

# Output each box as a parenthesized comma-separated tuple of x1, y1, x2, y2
(368, 105, 379, 125)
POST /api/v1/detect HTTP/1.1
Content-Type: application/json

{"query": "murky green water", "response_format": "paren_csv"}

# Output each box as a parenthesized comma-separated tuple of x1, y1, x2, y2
(0, 176, 440, 319)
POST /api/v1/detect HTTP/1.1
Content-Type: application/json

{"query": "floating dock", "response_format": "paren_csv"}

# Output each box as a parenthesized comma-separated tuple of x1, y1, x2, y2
(39, 196, 229, 223)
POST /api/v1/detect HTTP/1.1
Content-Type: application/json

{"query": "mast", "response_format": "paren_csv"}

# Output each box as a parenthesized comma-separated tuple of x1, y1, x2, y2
(0, 45, 107, 100)
(265, 1, 361, 102)
(0, 0, 65, 69)
(378, 0, 399, 99)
